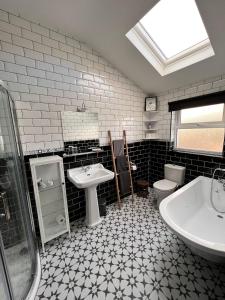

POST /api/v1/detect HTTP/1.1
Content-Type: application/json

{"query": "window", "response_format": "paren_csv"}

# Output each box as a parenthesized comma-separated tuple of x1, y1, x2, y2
(174, 104, 225, 155)
(139, 0, 208, 59)
(126, 0, 214, 76)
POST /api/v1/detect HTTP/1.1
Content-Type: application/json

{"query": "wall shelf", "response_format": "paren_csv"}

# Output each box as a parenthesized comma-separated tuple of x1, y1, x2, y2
(63, 149, 103, 158)
(143, 111, 159, 140)
(144, 120, 159, 123)
(144, 110, 159, 113)
(30, 155, 70, 252)
(144, 129, 157, 131)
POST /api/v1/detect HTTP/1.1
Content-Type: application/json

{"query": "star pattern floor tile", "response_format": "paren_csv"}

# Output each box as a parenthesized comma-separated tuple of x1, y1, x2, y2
(35, 194, 225, 300)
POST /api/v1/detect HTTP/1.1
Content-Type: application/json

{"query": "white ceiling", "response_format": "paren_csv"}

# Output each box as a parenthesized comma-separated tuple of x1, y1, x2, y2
(0, 0, 225, 94)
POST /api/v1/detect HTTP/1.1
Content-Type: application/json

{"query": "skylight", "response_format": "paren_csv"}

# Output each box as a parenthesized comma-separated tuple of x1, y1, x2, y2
(140, 0, 208, 59)
(126, 0, 215, 76)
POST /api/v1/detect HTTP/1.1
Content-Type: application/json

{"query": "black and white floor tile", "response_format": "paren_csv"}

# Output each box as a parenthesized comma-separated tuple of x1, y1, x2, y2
(36, 194, 225, 300)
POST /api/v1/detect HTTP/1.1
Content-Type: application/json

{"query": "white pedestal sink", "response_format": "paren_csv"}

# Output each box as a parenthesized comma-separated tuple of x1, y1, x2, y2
(67, 164, 114, 227)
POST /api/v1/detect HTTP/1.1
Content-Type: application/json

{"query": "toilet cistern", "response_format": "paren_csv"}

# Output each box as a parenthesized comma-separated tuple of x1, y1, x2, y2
(67, 164, 114, 227)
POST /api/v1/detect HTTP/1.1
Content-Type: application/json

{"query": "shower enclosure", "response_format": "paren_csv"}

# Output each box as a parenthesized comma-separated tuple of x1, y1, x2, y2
(0, 81, 40, 300)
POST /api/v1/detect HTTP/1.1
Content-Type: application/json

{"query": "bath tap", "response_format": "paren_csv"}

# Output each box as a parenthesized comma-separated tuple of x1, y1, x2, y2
(217, 175, 225, 191)
(211, 168, 225, 213)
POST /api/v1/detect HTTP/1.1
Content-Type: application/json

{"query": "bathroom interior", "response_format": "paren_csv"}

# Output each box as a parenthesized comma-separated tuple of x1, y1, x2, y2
(0, 0, 225, 299)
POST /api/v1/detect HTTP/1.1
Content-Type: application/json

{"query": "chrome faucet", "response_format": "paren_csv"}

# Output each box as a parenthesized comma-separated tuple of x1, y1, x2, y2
(211, 168, 225, 213)
(213, 168, 225, 191)
(82, 165, 91, 173)
(218, 178, 225, 191)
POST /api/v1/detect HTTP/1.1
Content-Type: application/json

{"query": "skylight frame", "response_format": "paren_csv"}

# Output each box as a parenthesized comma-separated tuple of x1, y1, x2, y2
(126, 1, 215, 76)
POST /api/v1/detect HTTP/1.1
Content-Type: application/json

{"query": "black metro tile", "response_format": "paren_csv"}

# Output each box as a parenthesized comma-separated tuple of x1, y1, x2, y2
(25, 138, 223, 235)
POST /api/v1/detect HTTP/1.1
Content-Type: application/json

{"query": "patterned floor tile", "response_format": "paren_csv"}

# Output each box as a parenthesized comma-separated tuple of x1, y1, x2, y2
(35, 195, 225, 300)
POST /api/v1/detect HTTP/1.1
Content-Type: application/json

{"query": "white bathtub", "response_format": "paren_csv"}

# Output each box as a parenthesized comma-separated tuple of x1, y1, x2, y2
(159, 176, 225, 263)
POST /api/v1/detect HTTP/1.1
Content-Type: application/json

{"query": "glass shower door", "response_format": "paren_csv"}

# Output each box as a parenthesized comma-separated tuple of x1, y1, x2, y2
(0, 245, 12, 300)
(0, 84, 38, 299)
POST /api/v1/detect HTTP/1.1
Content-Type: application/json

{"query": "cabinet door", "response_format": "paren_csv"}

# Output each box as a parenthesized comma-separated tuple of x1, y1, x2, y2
(35, 161, 68, 242)
(0, 234, 12, 300)
(59, 161, 70, 231)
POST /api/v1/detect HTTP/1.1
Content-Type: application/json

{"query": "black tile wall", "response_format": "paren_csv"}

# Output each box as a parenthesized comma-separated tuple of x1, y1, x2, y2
(25, 138, 225, 237)
(0, 157, 23, 248)
(148, 140, 225, 185)
(24, 140, 150, 236)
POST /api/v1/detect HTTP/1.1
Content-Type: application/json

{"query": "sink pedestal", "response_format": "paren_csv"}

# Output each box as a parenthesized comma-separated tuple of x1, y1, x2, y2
(85, 185, 101, 227)
(67, 163, 114, 228)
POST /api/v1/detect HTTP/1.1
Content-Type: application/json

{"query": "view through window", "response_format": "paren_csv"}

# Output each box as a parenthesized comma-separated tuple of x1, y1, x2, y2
(175, 104, 225, 154)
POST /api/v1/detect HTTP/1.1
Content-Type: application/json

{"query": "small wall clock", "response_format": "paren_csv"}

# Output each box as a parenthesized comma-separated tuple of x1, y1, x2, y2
(145, 97, 157, 111)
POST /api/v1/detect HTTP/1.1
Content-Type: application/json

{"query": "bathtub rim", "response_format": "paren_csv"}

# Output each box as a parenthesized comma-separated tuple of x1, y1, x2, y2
(159, 175, 225, 256)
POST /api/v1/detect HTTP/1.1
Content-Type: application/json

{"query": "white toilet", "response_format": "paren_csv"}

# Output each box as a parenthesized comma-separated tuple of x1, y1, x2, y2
(153, 164, 185, 207)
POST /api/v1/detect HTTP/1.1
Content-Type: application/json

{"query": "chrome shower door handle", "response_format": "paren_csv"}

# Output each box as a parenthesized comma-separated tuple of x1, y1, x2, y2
(0, 192, 10, 222)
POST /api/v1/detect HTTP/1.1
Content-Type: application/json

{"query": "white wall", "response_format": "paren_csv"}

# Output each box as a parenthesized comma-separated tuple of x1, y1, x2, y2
(0, 9, 146, 154)
(155, 74, 225, 140)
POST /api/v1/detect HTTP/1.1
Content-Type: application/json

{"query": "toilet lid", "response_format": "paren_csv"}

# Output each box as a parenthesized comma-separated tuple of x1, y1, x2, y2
(153, 179, 177, 191)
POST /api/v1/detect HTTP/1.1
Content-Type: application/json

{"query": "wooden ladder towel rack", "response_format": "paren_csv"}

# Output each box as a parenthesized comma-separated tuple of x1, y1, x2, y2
(108, 130, 134, 208)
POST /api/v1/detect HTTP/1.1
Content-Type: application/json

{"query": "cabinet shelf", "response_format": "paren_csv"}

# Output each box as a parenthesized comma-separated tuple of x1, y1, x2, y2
(44, 223, 68, 242)
(41, 200, 64, 217)
(39, 183, 62, 192)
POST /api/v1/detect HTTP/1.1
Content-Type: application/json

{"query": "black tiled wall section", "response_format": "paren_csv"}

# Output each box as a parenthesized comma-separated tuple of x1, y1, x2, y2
(24, 140, 149, 236)
(25, 138, 225, 237)
(4, 137, 224, 246)
(0, 158, 23, 248)
(148, 140, 225, 185)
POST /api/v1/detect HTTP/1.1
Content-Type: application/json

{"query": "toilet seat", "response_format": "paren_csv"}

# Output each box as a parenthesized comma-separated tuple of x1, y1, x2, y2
(153, 179, 177, 191)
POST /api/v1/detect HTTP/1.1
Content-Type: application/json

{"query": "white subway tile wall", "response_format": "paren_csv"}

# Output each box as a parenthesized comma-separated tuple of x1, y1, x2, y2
(0, 10, 145, 154)
(155, 75, 225, 140)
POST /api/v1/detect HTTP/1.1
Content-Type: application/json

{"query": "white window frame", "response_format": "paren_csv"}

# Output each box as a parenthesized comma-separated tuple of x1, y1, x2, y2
(174, 106, 225, 156)
(126, 23, 215, 76)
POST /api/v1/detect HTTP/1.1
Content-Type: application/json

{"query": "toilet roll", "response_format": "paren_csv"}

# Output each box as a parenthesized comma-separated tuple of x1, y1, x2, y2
(47, 180, 54, 186)
(132, 164, 137, 171)
(56, 215, 65, 225)
(40, 181, 47, 189)
(130, 162, 137, 171)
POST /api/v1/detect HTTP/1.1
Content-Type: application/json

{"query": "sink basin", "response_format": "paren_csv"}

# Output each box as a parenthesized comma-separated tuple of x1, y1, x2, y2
(67, 164, 114, 227)
(67, 163, 114, 189)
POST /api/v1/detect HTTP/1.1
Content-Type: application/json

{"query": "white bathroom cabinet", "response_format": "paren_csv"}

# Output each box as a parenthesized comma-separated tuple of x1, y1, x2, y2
(30, 155, 70, 252)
